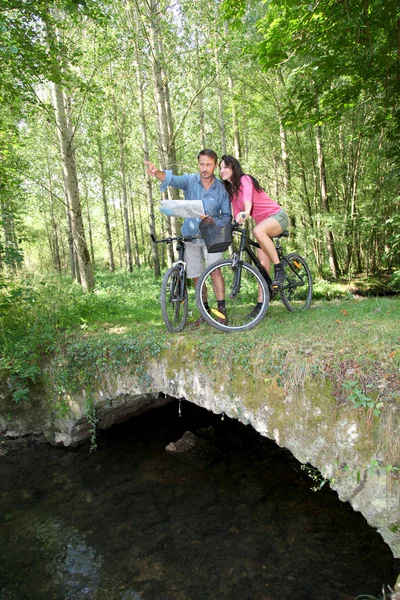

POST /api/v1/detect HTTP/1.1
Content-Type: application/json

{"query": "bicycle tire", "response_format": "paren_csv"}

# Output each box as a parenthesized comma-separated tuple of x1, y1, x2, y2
(160, 266, 188, 332)
(280, 252, 313, 311)
(195, 259, 270, 332)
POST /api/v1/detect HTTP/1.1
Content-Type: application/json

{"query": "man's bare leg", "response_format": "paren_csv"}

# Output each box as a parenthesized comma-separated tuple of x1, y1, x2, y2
(210, 268, 224, 301)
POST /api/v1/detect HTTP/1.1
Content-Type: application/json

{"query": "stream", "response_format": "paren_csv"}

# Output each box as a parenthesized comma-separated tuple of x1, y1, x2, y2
(0, 400, 398, 600)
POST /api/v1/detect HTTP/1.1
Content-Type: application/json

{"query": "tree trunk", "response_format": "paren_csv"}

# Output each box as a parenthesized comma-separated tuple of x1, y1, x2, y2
(133, 25, 160, 276)
(196, 31, 206, 147)
(51, 82, 94, 290)
(86, 196, 95, 267)
(97, 139, 115, 271)
(64, 189, 76, 279)
(215, 47, 227, 155)
(0, 198, 17, 272)
(227, 69, 241, 160)
(46, 162, 62, 272)
(315, 124, 339, 278)
(116, 123, 133, 273)
(112, 197, 123, 268)
(225, 23, 241, 160)
(49, 192, 61, 272)
(279, 117, 295, 230)
(147, 0, 178, 260)
(280, 120, 291, 191)
(128, 181, 141, 268)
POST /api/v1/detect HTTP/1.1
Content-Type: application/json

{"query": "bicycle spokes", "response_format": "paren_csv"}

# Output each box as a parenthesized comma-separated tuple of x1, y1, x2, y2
(196, 259, 269, 332)
(280, 253, 313, 311)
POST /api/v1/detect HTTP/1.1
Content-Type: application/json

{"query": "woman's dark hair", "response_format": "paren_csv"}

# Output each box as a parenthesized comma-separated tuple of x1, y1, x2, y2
(219, 155, 264, 199)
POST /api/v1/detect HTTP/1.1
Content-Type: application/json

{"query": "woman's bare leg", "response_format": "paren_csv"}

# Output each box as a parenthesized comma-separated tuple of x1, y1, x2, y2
(253, 217, 285, 289)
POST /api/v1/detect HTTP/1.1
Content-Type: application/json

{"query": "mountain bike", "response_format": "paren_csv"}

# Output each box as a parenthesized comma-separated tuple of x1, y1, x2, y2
(151, 233, 194, 333)
(195, 223, 313, 332)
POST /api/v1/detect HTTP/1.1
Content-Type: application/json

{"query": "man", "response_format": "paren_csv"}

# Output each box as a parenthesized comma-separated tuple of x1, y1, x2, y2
(145, 149, 231, 324)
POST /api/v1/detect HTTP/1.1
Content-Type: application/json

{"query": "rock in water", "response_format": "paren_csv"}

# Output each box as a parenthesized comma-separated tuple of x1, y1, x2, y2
(165, 431, 219, 468)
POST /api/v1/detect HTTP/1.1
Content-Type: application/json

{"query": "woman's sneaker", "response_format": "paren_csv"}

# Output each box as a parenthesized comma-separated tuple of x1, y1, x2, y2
(247, 304, 262, 319)
(271, 267, 286, 290)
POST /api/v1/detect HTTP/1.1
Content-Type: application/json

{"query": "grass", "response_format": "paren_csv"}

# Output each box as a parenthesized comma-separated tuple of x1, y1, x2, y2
(0, 267, 399, 414)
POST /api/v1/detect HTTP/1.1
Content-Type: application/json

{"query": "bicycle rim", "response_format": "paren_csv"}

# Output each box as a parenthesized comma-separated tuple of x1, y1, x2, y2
(160, 266, 188, 332)
(280, 253, 313, 311)
(195, 260, 269, 332)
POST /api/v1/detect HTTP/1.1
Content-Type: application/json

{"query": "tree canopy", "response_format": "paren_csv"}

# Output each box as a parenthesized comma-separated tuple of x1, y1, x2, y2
(0, 0, 398, 285)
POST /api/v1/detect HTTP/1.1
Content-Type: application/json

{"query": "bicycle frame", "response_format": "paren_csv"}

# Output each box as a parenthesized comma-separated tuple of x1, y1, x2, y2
(230, 224, 282, 295)
(231, 224, 310, 298)
(151, 233, 192, 301)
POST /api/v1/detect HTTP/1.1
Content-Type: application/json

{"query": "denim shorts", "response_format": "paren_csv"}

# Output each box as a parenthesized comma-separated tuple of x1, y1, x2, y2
(270, 208, 289, 232)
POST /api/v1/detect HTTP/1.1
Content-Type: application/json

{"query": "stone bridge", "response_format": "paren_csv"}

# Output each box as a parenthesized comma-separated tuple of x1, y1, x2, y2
(1, 351, 399, 560)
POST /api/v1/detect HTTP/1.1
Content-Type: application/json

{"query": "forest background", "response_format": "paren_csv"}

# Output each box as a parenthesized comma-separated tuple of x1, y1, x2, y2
(1, 0, 399, 291)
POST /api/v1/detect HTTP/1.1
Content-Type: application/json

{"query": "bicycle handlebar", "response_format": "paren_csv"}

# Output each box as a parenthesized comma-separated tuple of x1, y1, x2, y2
(151, 225, 288, 247)
(150, 233, 196, 245)
(232, 221, 243, 230)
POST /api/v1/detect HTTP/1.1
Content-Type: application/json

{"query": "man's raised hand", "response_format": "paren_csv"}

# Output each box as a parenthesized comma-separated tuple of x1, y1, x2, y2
(145, 161, 158, 177)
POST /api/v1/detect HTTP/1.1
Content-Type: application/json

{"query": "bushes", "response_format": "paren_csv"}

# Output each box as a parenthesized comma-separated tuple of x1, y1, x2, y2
(0, 274, 88, 402)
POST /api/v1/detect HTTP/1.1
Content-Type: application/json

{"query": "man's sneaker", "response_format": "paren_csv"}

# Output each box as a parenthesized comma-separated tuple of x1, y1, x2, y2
(247, 304, 262, 320)
(195, 306, 211, 326)
(215, 305, 228, 325)
(271, 268, 286, 290)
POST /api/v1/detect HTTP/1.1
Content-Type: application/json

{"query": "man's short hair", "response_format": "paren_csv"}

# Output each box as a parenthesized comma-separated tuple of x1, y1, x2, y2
(197, 148, 218, 163)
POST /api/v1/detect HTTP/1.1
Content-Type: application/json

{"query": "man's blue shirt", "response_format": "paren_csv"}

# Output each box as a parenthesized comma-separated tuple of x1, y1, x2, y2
(160, 171, 231, 241)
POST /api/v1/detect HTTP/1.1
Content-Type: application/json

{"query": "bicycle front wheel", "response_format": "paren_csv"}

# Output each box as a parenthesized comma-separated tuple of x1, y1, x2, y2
(280, 253, 313, 311)
(160, 266, 188, 332)
(195, 259, 269, 332)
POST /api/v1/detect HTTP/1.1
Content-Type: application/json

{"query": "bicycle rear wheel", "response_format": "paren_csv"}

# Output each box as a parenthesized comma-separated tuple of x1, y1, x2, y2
(160, 266, 188, 332)
(195, 259, 269, 332)
(280, 253, 313, 311)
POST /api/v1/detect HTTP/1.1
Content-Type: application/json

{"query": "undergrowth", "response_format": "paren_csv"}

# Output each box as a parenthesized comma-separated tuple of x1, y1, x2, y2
(0, 268, 399, 452)
(49, 331, 167, 450)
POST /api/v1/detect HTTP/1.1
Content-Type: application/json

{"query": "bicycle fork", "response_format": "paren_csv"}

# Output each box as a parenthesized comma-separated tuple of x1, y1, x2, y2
(229, 254, 242, 299)
(171, 261, 187, 302)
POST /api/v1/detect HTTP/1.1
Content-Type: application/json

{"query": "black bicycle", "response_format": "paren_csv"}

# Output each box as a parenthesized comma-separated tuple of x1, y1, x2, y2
(195, 223, 313, 332)
(151, 233, 194, 333)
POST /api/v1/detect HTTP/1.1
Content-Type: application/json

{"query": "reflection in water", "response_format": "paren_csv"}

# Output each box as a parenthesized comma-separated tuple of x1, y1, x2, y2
(49, 530, 103, 598)
(0, 401, 398, 600)
(0, 515, 103, 599)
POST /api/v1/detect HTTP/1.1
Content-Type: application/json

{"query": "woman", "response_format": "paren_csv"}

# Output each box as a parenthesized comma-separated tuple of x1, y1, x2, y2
(219, 155, 289, 300)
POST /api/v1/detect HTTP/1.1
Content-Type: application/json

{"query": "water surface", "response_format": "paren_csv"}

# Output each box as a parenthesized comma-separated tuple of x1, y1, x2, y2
(0, 401, 398, 600)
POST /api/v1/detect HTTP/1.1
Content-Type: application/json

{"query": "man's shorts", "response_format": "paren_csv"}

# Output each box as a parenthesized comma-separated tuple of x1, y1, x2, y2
(270, 208, 289, 232)
(185, 241, 224, 279)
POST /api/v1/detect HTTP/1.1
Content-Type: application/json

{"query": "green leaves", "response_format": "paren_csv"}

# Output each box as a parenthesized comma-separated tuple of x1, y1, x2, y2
(229, 0, 400, 139)
(342, 380, 383, 417)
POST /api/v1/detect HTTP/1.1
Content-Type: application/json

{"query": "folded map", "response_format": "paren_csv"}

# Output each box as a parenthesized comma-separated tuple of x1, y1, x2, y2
(159, 200, 205, 218)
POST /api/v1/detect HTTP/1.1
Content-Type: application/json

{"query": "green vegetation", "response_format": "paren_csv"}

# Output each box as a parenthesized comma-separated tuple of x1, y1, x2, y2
(1, 0, 399, 289)
(301, 464, 330, 492)
(342, 380, 384, 417)
(1, 269, 398, 411)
